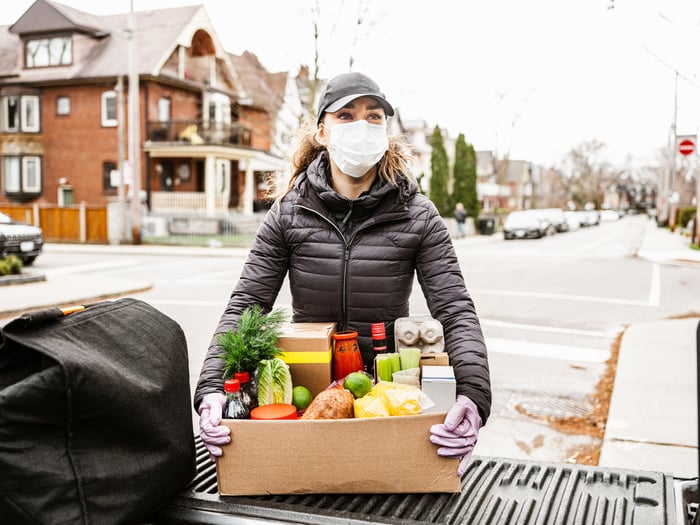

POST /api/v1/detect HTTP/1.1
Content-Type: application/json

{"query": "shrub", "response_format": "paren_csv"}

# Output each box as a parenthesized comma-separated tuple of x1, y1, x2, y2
(0, 255, 23, 276)
(678, 207, 697, 229)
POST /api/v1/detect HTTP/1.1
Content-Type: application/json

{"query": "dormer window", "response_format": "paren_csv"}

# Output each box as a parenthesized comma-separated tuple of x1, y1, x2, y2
(25, 36, 72, 68)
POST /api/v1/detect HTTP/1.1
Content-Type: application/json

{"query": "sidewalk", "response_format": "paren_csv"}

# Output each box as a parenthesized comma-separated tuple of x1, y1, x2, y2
(597, 219, 699, 478)
(1, 220, 699, 478)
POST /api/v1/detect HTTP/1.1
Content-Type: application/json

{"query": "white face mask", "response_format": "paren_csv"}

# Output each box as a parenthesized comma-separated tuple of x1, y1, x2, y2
(328, 120, 389, 178)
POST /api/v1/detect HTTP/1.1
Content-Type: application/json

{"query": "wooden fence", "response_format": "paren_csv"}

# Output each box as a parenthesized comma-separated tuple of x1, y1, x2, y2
(0, 203, 108, 244)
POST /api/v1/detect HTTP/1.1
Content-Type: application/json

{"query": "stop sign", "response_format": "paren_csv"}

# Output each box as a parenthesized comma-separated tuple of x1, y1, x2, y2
(678, 138, 695, 156)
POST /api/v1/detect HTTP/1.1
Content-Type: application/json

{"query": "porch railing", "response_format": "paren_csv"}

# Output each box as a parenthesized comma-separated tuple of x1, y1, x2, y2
(146, 120, 252, 147)
(150, 191, 228, 212)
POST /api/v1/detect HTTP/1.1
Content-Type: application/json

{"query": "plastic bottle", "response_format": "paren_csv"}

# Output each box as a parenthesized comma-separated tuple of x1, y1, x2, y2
(371, 322, 388, 354)
(234, 371, 257, 412)
(332, 330, 365, 382)
(224, 378, 249, 419)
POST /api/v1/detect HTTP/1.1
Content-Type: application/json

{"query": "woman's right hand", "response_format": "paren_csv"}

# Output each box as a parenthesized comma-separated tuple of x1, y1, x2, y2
(198, 392, 230, 461)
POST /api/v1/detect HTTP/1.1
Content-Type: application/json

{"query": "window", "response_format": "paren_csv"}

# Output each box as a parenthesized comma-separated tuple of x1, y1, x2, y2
(158, 97, 171, 123)
(21, 96, 40, 132)
(101, 91, 117, 127)
(25, 36, 72, 68)
(56, 96, 70, 115)
(2, 96, 19, 131)
(1, 156, 42, 196)
(103, 161, 118, 192)
(1, 95, 40, 132)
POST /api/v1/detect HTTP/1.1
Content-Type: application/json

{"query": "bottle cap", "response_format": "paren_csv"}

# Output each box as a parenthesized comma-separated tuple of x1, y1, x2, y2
(371, 322, 386, 339)
(234, 371, 250, 383)
(224, 378, 241, 392)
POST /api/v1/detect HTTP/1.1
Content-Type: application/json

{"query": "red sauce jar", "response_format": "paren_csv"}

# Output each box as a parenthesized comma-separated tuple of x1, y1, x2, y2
(332, 330, 365, 382)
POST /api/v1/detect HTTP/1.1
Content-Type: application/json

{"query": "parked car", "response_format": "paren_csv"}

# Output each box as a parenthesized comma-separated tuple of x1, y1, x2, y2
(0, 212, 44, 265)
(563, 210, 581, 231)
(577, 210, 600, 227)
(503, 210, 551, 240)
(533, 208, 569, 233)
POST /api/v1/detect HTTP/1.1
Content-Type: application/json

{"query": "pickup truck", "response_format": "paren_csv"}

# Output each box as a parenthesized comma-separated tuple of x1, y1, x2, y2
(147, 438, 697, 525)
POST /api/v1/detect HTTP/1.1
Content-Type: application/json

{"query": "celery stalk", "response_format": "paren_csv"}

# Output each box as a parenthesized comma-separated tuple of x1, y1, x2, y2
(399, 347, 421, 370)
(375, 355, 394, 382)
(389, 353, 402, 374)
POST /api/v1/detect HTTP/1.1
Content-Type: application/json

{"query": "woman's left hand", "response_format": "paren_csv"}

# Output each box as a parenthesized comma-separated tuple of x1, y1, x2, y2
(429, 395, 482, 476)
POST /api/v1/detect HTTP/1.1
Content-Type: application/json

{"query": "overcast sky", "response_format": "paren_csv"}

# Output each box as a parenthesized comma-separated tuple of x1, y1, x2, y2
(5, 0, 700, 168)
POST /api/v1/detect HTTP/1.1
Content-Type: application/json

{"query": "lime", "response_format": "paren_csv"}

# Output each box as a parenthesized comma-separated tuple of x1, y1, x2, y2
(291, 385, 313, 410)
(343, 372, 373, 399)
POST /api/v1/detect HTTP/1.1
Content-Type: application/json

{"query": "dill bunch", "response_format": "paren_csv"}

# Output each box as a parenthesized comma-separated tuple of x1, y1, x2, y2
(217, 305, 288, 379)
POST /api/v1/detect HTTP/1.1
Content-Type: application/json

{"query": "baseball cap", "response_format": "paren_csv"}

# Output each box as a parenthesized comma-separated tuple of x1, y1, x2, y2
(316, 72, 394, 124)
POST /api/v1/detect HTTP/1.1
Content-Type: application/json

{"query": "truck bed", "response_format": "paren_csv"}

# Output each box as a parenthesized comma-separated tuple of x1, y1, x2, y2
(147, 438, 681, 524)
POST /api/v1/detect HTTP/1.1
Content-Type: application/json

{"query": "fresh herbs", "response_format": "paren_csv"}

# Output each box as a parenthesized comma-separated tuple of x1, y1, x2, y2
(218, 305, 288, 379)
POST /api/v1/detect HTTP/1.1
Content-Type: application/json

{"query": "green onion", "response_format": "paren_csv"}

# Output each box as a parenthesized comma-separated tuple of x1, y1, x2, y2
(399, 347, 421, 370)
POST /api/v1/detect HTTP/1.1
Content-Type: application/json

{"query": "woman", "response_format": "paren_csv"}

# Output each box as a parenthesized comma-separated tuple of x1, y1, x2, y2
(195, 72, 491, 476)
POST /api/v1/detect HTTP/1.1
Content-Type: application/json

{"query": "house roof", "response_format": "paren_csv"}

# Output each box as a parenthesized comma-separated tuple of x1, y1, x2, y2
(0, 0, 244, 98)
(229, 51, 285, 114)
(10, 0, 108, 37)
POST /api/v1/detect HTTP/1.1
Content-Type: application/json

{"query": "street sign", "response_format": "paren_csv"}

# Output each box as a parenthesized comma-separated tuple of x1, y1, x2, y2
(678, 138, 695, 156)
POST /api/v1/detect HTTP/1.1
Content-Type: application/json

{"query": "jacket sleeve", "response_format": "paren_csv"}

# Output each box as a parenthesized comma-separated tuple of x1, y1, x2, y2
(415, 201, 492, 423)
(193, 201, 290, 411)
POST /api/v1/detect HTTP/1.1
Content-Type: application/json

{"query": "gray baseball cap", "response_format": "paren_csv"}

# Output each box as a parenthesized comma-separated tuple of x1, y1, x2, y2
(316, 72, 394, 124)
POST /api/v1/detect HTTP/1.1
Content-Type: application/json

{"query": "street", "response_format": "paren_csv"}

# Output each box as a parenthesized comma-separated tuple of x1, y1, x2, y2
(16, 213, 700, 464)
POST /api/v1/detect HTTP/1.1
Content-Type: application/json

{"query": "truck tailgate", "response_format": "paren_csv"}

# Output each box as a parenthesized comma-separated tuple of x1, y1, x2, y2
(148, 438, 677, 524)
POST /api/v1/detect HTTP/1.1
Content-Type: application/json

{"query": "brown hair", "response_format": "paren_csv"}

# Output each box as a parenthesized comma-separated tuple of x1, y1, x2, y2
(264, 117, 415, 202)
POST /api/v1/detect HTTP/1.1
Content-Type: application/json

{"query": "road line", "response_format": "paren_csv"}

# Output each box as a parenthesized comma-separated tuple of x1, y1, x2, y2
(44, 259, 141, 276)
(480, 318, 619, 338)
(473, 288, 651, 307)
(485, 337, 610, 362)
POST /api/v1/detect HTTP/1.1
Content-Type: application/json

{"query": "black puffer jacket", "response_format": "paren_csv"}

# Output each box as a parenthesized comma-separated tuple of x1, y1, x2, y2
(194, 153, 491, 422)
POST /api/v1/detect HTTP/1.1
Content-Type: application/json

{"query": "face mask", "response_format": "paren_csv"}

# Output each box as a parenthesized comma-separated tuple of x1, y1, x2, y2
(328, 120, 389, 178)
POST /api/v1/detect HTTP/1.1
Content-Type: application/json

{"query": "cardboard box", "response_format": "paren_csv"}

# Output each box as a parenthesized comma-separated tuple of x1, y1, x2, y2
(277, 322, 335, 397)
(421, 365, 457, 414)
(216, 413, 459, 495)
(420, 352, 450, 368)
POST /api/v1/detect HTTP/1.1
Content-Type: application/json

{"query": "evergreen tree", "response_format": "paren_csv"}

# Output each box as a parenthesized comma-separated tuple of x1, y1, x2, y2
(464, 142, 480, 221)
(452, 134, 469, 210)
(429, 125, 450, 216)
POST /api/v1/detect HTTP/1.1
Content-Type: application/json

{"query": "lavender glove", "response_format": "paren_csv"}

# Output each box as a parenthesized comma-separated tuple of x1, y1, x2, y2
(198, 392, 230, 462)
(429, 395, 482, 476)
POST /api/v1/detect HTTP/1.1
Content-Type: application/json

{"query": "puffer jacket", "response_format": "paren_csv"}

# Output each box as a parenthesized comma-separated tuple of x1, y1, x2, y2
(194, 152, 491, 422)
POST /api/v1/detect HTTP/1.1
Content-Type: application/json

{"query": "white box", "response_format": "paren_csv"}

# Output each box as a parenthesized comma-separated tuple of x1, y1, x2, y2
(421, 365, 456, 414)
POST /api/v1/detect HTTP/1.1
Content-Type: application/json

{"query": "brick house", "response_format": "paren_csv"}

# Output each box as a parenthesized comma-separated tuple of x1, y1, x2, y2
(0, 0, 287, 228)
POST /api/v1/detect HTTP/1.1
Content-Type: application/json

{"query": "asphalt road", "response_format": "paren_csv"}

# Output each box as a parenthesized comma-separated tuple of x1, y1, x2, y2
(19, 213, 700, 463)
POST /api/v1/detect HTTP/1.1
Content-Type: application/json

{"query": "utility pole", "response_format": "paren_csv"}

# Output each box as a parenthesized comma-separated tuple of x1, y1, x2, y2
(128, 0, 142, 244)
(668, 71, 678, 229)
(116, 75, 127, 243)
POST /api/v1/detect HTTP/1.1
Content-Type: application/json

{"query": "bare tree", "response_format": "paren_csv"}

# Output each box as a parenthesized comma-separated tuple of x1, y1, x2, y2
(559, 140, 623, 209)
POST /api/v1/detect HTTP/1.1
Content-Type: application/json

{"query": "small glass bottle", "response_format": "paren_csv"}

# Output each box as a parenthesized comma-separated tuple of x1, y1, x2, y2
(224, 378, 250, 419)
(234, 371, 257, 412)
(371, 322, 388, 354)
(332, 330, 365, 382)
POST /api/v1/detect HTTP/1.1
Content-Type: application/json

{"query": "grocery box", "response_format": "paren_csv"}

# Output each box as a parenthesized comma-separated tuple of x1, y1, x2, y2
(421, 365, 456, 414)
(216, 412, 459, 495)
(277, 322, 335, 397)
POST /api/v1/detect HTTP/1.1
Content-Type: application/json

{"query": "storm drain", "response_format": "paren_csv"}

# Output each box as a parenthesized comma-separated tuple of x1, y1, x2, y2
(516, 395, 591, 419)
(148, 438, 676, 525)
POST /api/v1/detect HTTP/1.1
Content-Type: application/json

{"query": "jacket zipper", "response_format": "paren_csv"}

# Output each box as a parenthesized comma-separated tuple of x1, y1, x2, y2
(294, 204, 351, 329)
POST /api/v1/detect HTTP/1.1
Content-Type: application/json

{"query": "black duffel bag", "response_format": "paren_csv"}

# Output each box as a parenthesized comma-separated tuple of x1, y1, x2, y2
(0, 298, 196, 524)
